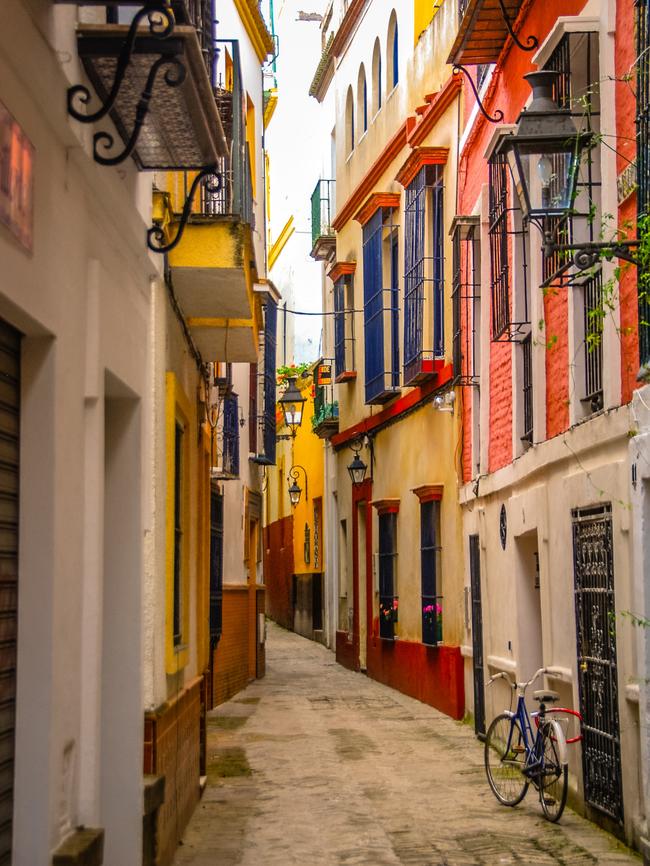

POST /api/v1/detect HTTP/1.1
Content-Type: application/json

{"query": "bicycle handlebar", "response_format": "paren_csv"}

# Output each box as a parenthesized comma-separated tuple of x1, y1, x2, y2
(487, 666, 547, 694)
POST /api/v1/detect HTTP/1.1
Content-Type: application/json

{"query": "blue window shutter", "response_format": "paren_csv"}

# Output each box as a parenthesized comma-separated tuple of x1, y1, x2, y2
(363, 210, 385, 403)
(262, 298, 277, 464)
(404, 169, 426, 382)
(334, 278, 346, 378)
(432, 176, 445, 357)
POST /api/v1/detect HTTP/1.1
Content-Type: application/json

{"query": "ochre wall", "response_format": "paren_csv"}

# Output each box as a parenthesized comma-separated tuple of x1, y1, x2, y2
(264, 516, 295, 630)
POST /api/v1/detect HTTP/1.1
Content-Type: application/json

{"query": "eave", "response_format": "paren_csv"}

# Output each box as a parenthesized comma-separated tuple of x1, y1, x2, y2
(233, 0, 275, 63)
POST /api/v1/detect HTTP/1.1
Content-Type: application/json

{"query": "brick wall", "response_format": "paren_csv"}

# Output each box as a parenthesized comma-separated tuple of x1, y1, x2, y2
(488, 341, 512, 471)
(143, 677, 202, 866)
(264, 516, 294, 630)
(212, 586, 250, 706)
(544, 289, 569, 438)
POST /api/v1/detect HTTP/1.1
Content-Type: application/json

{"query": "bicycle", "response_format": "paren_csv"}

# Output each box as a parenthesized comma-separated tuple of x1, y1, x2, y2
(483, 667, 569, 822)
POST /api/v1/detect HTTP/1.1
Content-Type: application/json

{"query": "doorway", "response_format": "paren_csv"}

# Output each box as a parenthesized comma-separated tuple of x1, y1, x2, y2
(469, 535, 485, 737)
(514, 530, 543, 682)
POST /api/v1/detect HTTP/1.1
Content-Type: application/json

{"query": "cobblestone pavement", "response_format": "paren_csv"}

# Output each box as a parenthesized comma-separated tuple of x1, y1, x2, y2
(173, 623, 641, 866)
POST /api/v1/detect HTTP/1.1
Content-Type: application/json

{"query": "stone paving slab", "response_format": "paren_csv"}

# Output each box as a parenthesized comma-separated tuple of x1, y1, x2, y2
(173, 623, 641, 866)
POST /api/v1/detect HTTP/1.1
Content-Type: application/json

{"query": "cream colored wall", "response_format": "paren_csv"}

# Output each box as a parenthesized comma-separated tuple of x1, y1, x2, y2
(2, 3, 156, 862)
(460, 407, 641, 836)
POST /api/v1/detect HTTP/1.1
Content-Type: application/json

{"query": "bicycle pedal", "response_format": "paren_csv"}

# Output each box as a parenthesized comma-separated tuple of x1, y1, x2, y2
(512, 745, 525, 753)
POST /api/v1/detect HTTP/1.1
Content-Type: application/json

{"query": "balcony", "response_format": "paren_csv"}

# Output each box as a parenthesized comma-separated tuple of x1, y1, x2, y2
(448, 0, 529, 66)
(156, 40, 263, 362)
(66, 1, 227, 169)
(311, 367, 339, 439)
(213, 392, 240, 479)
(310, 179, 336, 260)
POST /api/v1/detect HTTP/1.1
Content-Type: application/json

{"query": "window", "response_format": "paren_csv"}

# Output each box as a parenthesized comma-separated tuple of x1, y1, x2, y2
(404, 165, 444, 385)
(357, 66, 368, 135)
(378, 512, 398, 640)
(173, 422, 183, 646)
(637, 1, 650, 365)
(488, 151, 529, 340)
(209, 485, 224, 646)
(334, 272, 356, 380)
(388, 12, 399, 89)
(372, 39, 382, 114)
(252, 296, 277, 465)
(221, 392, 240, 477)
(345, 87, 354, 155)
(451, 216, 481, 384)
(420, 500, 442, 646)
(521, 334, 533, 445)
(582, 270, 604, 413)
(363, 207, 400, 404)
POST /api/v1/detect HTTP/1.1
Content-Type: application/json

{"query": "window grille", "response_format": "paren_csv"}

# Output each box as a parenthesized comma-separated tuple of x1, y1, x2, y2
(521, 334, 533, 444)
(637, 0, 650, 365)
(404, 166, 444, 385)
(334, 276, 355, 379)
(378, 512, 398, 640)
(452, 216, 480, 386)
(583, 270, 604, 412)
(488, 152, 529, 340)
(420, 500, 443, 646)
(542, 31, 601, 288)
(311, 179, 335, 248)
(363, 209, 400, 403)
(221, 392, 240, 477)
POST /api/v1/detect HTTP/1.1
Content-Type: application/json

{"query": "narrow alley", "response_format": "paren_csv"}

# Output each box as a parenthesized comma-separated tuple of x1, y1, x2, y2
(173, 623, 639, 866)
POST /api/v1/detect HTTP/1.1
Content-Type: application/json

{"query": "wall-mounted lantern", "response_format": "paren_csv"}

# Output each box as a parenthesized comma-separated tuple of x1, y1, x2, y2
(496, 71, 639, 268)
(287, 464, 308, 507)
(347, 439, 368, 486)
(278, 376, 307, 438)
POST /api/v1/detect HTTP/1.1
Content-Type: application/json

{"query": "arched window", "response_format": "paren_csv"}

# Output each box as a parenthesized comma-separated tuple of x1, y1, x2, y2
(387, 11, 399, 89)
(357, 65, 368, 136)
(345, 86, 354, 155)
(372, 38, 382, 115)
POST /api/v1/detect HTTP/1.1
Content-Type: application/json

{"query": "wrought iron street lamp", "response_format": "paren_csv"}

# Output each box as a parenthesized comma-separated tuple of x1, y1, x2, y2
(347, 440, 368, 486)
(287, 465, 308, 507)
(278, 377, 307, 439)
(497, 71, 640, 268)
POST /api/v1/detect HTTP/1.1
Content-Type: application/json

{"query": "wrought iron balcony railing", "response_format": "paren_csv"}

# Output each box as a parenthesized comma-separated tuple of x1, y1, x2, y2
(311, 179, 336, 250)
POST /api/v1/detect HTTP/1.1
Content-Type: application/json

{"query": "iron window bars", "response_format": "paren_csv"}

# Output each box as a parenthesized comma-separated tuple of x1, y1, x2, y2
(582, 269, 604, 412)
(488, 151, 529, 342)
(378, 512, 398, 641)
(363, 208, 400, 404)
(420, 500, 443, 646)
(637, 0, 650, 368)
(216, 392, 240, 479)
(334, 275, 356, 381)
(541, 31, 601, 289)
(403, 165, 445, 386)
(521, 332, 533, 445)
(173, 421, 183, 645)
(451, 216, 481, 386)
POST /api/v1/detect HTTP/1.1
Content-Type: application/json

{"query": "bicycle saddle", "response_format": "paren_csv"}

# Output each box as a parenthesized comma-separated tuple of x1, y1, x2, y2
(533, 690, 560, 703)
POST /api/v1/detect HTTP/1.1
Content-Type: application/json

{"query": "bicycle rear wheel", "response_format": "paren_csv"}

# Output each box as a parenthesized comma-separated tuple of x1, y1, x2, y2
(484, 713, 529, 806)
(538, 724, 568, 822)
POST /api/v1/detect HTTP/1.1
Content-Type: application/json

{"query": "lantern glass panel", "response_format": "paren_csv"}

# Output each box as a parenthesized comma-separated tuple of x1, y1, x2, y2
(288, 481, 302, 506)
(507, 142, 581, 221)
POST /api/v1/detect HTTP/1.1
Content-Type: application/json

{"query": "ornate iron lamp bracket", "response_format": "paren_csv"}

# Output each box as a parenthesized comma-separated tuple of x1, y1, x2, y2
(540, 222, 640, 269)
(147, 167, 221, 254)
(67, 1, 176, 125)
(496, 0, 539, 53)
(452, 65, 504, 124)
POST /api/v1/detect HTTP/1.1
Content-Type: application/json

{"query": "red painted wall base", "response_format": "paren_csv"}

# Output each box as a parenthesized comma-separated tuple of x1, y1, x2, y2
(367, 635, 464, 720)
(336, 631, 358, 672)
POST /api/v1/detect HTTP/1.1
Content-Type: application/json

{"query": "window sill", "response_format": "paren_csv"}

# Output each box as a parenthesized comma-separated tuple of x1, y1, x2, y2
(336, 370, 357, 383)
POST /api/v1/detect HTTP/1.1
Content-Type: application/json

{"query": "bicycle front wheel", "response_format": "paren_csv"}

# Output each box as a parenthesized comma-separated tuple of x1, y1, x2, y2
(484, 713, 529, 806)
(538, 724, 568, 822)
